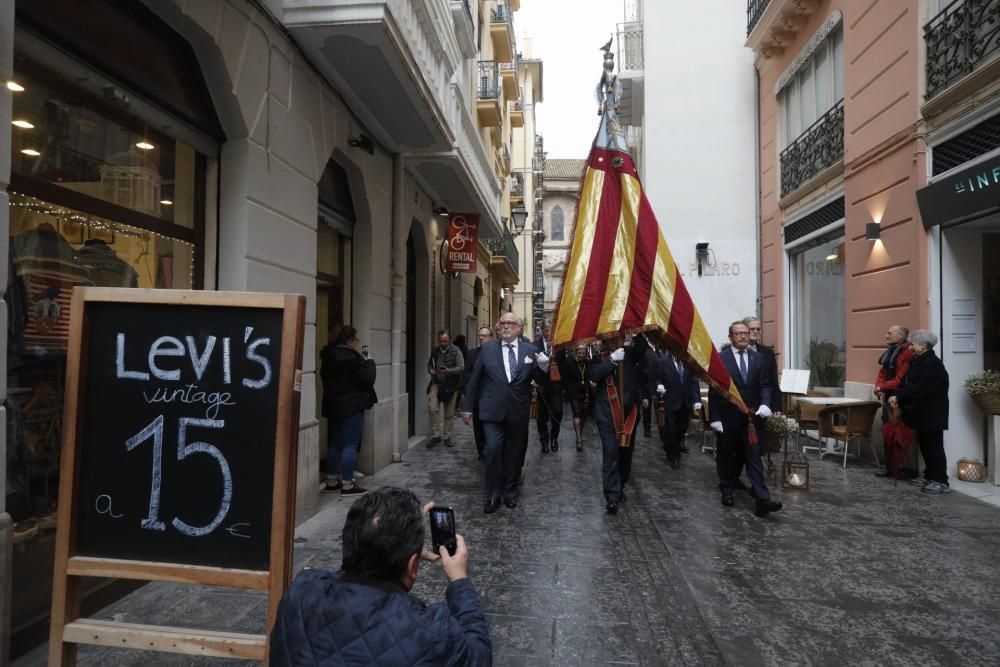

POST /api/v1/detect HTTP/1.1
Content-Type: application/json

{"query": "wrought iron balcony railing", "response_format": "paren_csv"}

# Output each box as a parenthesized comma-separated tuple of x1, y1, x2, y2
(485, 229, 519, 269)
(617, 22, 644, 74)
(477, 60, 499, 100)
(747, 0, 771, 36)
(779, 99, 844, 198)
(490, 1, 511, 24)
(925, 0, 1000, 99)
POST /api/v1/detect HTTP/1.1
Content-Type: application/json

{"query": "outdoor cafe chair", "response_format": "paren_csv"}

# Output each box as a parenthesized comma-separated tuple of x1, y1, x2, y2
(817, 400, 882, 469)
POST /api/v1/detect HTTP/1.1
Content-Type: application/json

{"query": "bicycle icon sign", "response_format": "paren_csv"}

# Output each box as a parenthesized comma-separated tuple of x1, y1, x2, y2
(448, 215, 476, 252)
(443, 213, 480, 273)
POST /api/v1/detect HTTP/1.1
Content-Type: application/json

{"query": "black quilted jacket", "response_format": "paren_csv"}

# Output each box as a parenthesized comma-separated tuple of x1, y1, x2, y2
(270, 569, 491, 666)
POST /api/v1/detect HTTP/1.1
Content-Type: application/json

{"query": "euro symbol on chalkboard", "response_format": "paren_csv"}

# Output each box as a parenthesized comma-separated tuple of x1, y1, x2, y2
(226, 523, 251, 539)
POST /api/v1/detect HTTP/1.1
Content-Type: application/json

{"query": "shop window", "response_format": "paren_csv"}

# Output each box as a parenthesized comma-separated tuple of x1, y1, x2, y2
(550, 205, 565, 241)
(7, 64, 209, 654)
(789, 233, 846, 390)
(780, 26, 843, 147)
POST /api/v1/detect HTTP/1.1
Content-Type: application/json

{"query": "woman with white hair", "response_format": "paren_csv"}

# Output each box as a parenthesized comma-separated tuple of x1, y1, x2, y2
(889, 329, 950, 494)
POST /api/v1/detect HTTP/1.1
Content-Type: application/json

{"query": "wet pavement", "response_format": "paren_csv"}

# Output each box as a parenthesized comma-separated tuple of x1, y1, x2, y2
(16, 419, 1000, 666)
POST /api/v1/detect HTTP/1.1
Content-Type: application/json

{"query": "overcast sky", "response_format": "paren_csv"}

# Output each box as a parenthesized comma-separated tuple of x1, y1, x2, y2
(516, 0, 624, 159)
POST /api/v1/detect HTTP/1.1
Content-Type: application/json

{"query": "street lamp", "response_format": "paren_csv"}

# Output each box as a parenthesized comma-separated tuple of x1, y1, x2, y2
(511, 203, 528, 237)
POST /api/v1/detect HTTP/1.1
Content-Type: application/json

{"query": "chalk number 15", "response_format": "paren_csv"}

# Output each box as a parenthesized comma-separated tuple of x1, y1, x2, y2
(126, 415, 232, 537)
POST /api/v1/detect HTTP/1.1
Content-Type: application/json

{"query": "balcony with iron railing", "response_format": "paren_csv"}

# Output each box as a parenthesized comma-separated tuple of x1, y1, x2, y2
(489, 1, 515, 63)
(476, 60, 502, 126)
(779, 99, 844, 198)
(486, 228, 519, 283)
(617, 21, 644, 77)
(500, 54, 520, 99)
(925, 0, 1000, 100)
(509, 100, 524, 127)
(747, 0, 771, 36)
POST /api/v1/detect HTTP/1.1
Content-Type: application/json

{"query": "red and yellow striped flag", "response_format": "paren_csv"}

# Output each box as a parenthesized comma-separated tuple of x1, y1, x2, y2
(551, 112, 747, 414)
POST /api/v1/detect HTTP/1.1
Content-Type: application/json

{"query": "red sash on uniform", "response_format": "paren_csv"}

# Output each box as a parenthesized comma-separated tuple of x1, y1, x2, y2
(605, 376, 638, 448)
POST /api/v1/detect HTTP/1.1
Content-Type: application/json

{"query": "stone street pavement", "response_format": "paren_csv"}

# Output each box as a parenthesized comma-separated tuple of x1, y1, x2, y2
(16, 419, 1000, 666)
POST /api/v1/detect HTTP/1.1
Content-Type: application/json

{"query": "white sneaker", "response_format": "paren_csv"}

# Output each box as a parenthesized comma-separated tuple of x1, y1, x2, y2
(921, 481, 951, 494)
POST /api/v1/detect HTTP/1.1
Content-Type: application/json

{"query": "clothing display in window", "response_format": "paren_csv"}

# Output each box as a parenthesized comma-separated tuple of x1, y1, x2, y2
(77, 238, 139, 288)
(9, 224, 94, 351)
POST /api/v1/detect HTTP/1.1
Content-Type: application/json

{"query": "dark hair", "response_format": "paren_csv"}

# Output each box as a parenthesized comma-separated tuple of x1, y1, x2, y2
(437, 329, 450, 339)
(454, 334, 467, 350)
(334, 325, 358, 347)
(341, 487, 424, 580)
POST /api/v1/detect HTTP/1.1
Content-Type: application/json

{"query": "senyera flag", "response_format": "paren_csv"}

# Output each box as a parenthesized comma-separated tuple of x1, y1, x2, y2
(551, 67, 748, 418)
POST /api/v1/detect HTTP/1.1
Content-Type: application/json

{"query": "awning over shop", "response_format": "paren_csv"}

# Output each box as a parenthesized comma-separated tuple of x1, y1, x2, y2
(917, 155, 1000, 229)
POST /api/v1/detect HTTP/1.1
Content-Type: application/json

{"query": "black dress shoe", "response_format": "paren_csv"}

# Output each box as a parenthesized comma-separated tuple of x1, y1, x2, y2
(540, 439, 550, 454)
(504, 498, 518, 509)
(576, 440, 583, 452)
(605, 502, 618, 514)
(721, 493, 735, 507)
(551, 440, 559, 452)
(755, 499, 782, 517)
(484, 499, 500, 514)
(668, 457, 680, 470)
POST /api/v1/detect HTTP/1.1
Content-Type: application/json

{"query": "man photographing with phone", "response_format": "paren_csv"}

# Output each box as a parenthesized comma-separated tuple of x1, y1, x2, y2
(271, 487, 491, 666)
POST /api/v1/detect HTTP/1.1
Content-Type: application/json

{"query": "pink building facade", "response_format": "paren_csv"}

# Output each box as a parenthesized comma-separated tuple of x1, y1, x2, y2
(748, 0, 1000, 480)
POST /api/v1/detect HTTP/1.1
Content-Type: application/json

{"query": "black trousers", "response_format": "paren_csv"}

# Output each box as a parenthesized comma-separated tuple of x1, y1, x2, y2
(595, 410, 638, 503)
(916, 429, 947, 483)
(536, 383, 564, 444)
(472, 412, 485, 456)
(642, 397, 653, 435)
(715, 421, 769, 501)
(482, 419, 528, 502)
(659, 407, 691, 460)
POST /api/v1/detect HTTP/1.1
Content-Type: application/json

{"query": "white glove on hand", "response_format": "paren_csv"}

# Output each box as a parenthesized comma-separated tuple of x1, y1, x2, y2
(656, 384, 666, 395)
(755, 405, 773, 418)
(536, 352, 550, 370)
(610, 348, 625, 362)
(710, 421, 723, 433)
(693, 402, 702, 411)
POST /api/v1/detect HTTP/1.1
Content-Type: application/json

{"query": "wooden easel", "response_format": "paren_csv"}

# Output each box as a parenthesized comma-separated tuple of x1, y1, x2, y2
(48, 288, 305, 665)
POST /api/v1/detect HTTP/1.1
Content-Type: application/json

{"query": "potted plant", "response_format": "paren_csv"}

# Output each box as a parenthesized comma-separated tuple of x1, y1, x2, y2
(964, 370, 1000, 414)
(805, 339, 844, 395)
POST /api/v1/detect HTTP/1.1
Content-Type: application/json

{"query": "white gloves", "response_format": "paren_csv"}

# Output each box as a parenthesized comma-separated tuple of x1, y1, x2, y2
(536, 352, 550, 370)
(693, 402, 702, 411)
(610, 348, 625, 362)
(710, 421, 723, 433)
(755, 405, 773, 418)
(656, 384, 666, 395)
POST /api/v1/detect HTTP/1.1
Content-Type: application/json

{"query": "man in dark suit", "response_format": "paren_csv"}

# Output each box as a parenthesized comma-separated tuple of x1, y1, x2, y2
(463, 326, 495, 461)
(533, 326, 565, 453)
(744, 317, 781, 413)
(653, 351, 702, 469)
(591, 334, 651, 514)
(461, 313, 549, 514)
(708, 321, 782, 518)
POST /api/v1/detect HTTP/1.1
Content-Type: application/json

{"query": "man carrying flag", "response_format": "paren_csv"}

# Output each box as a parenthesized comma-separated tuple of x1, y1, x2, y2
(549, 41, 781, 518)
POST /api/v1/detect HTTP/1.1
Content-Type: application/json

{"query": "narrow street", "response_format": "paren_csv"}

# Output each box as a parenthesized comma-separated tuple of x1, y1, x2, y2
(17, 422, 1000, 666)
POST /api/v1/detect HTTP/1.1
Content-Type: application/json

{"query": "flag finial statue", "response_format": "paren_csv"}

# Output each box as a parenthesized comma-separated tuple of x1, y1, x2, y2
(551, 44, 750, 417)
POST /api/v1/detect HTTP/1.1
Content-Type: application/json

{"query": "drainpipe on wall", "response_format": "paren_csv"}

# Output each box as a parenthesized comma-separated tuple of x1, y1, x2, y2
(754, 66, 762, 319)
(390, 154, 405, 463)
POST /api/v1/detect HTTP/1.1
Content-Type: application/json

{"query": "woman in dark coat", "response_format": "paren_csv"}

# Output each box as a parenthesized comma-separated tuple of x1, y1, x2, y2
(890, 329, 950, 494)
(320, 325, 377, 496)
(560, 344, 592, 451)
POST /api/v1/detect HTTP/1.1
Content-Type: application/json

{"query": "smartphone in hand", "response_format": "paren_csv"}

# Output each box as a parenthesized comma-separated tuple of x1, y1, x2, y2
(429, 507, 457, 556)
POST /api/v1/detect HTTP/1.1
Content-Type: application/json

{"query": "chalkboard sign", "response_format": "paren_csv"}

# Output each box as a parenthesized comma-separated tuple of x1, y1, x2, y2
(50, 288, 305, 664)
(75, 302, 283, 570)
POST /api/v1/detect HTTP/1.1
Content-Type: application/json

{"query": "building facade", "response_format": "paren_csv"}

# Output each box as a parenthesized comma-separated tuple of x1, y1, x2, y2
(747, 0, 1000, 479)
(0, 0, 540, 658)
(539, 159, 583, 325)
(620, 0, 759, 343)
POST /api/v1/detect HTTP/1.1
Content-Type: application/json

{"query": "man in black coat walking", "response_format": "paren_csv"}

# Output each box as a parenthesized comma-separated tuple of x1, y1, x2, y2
(745, 317, 781, 413)
(653, 351, 702, 469)
(463, 326, 495, 461)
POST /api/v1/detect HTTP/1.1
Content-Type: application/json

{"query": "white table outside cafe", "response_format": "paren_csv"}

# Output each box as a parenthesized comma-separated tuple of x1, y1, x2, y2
(794, 396, 866, 460)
